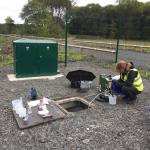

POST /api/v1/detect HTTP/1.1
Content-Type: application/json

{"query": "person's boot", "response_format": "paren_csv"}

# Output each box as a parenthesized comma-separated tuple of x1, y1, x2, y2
(122, 95, 129, 100)
(126, 95, 137, 104)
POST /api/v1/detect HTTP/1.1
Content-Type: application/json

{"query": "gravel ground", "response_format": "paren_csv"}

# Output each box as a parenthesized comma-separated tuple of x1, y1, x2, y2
(68, 47, 150, 70)
(0, 61, 150, 150)
(118, 50, 150, 70)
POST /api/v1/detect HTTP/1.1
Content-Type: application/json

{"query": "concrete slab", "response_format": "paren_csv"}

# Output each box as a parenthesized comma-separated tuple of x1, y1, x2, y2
(56, 96, 95, 113)
(7, 74, 64, 81)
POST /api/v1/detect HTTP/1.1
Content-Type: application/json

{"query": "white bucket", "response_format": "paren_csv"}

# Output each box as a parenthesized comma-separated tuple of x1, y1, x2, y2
(109, 95, 117, 105)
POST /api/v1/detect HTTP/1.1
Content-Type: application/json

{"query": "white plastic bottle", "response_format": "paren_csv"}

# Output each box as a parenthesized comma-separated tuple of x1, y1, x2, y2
(23, 113, 28, 125)
(27, 105, 32, 114)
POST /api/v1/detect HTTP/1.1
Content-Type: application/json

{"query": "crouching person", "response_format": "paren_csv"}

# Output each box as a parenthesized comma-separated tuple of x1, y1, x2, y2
(112, 60, 144, 103)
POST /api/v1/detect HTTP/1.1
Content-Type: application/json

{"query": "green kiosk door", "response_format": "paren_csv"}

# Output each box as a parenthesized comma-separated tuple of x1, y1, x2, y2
(37, 44, 58, 75)
(15, 44, 39, 76)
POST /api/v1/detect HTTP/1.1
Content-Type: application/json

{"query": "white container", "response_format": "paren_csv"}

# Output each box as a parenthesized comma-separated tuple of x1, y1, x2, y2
(27, 105, 32, 114)
(109, 95, 117, 105)
(12, 98, 23, 111)
(18, 108, 27, 118)
(23, 113, 29, 125)
(80, 81, 92, 89)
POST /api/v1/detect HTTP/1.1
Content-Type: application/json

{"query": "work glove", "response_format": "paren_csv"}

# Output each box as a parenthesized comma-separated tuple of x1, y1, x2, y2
(112, 79, 125, 89)
(112, 79, 117, 85)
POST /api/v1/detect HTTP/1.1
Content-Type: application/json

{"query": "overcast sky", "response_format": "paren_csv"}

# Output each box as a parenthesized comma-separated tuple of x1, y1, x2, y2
(0, 0, 149, 24)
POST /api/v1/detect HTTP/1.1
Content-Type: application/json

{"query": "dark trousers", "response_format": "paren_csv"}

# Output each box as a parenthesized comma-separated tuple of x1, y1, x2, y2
(112, 81, 141, 99)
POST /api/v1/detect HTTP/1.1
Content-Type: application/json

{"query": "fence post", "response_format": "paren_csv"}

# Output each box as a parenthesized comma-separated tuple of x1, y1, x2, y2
(115, 17, 121, 63)
(65, 12, 68, 67)
(115, 37, 119, 63)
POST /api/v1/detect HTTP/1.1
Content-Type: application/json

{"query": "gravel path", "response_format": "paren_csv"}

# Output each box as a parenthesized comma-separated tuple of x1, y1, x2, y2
(69, 48, 150, 70)
(0, 61, 150, 150)
(119, 50, 150, 70)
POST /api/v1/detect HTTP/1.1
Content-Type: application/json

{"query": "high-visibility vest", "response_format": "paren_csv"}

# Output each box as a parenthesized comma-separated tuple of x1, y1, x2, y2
(120, 68, 144, 92)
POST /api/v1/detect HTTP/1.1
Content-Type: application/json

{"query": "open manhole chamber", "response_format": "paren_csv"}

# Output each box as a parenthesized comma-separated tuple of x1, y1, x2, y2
(56, 97, 94, 113)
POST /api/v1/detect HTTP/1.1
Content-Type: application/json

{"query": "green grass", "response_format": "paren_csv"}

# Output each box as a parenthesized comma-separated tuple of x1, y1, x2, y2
(0, 34, 149, 79)
(73, 35, 150, 46)
(69, 35, 150, 53)
(58, 51, 87, 62)
(0, 51, 150, 80)
(0, 51, 87, 67)
(0, 35, 13, 67)
(138, 68, 150, 80)
(100, 63, 116, 71)
(0, 36, 6, 44)
(0, 55, 13, 67)
(1, 34, 149, 52)
(0, 35, 10, 47)
(100, 63, 150, 80)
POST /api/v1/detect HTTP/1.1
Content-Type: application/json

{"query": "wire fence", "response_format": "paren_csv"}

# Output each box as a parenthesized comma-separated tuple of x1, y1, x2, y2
(0, 34, 150, 69)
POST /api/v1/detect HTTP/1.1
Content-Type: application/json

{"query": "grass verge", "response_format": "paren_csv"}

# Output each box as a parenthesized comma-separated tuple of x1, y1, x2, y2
(58, 51, 87, 62)
(0, 51, 87, 67)
(70, 35, 150, 53)
(0, 55, 13, 67)
(100, 63, 150, 80)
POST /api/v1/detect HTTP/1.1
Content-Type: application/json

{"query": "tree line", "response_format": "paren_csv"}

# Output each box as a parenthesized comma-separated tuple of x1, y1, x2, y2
(0, 0, 149, 40)
(69, 0, 150, 40)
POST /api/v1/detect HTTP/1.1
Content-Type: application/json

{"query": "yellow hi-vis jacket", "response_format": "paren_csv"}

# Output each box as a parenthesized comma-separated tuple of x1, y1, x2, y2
(120, 68, 144, 92)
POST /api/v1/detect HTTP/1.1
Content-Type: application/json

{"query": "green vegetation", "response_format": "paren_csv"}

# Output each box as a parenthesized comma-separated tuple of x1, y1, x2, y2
(0, 34, 149, 80)
(138, 68, 150, 80)
(69, 0, 150, 40)
(0, 48, 149, 80)
(100, 63, 150, 80)
(0, 52, 84, 67)
(0, 35, 8, 46)
(0, 51, 87, 67)
(58, 51, 87, 62)
(0, 0, 73, 37)
(0, 35, 13, 67)
(68, 36, 150, 53)
(0, 55, 13, 67)
(100, 63, 116, 71)
(0, 0, 150, 41)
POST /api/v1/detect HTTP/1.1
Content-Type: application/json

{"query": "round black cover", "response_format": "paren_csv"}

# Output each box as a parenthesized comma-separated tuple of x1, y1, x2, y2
(66, 70, 96, 88)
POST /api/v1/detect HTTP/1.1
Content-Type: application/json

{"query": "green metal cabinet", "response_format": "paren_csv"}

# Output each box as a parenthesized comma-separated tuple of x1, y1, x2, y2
(13, 39, 58, 77)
